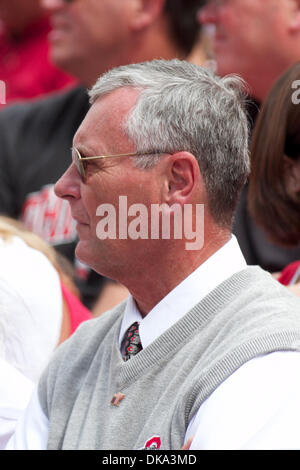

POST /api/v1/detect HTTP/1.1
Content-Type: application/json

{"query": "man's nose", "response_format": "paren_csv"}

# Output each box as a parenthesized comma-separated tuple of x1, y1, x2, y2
(54, 163, 81, 202)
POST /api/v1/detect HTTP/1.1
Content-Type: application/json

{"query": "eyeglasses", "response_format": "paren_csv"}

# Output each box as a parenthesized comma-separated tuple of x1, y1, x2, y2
(72, 147, 163, 181)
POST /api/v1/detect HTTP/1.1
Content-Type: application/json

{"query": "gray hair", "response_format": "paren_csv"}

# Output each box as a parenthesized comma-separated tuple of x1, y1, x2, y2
(89, 59, 250, 228)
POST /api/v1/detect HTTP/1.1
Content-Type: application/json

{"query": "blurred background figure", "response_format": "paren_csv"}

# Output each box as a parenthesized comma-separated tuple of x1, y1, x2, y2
(197, 0, 300, 275)
(248, 62, 300, 293)
(0, 0, 203, 315)
(0, 357, 34, 449)
(0, 220, 62, 383)
(0, 0, 76, 104)
(0, 216, 92, 447)
(0, 216, 92, 382)
(198, 0, 300, 103)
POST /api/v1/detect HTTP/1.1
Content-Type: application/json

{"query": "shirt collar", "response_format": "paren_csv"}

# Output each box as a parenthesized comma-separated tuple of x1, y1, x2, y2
(119, 235, 247, 350)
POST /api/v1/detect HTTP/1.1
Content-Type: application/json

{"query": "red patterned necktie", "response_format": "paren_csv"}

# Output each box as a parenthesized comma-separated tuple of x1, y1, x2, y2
(122, 322, 143, 361)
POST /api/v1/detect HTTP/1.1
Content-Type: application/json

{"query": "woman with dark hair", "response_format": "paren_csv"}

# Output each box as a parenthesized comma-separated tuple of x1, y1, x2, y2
(248, 61, 300, 287)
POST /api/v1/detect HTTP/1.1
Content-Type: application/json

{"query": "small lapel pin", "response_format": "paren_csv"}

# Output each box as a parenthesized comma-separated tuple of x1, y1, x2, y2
(110, 392, 125, 406)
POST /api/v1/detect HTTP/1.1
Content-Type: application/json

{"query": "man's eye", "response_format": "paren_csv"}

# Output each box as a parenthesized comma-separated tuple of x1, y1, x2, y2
(81, 160, 89, 172)
(83, 160, 100, 176)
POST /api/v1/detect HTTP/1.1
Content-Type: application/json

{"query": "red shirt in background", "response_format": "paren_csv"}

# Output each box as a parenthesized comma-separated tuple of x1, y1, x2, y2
(278, 260, 300, 286)
(0, 15, 76, 105)
(60, 282, 93, 335)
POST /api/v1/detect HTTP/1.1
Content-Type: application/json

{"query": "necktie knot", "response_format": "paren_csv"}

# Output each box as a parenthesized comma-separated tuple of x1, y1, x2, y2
(122, 321, 142, 361)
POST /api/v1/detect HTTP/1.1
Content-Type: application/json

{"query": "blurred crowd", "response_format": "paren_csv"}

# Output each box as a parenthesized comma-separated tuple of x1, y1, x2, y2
(1, 0, 300, 450)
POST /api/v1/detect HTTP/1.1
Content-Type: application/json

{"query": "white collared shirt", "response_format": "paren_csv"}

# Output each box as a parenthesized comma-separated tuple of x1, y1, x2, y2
(119, 235, 247, 351)
(7, 236, 300, 449)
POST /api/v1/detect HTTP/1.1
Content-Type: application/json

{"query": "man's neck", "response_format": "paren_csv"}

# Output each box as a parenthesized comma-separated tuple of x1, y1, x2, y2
(126, 231, 231, 317)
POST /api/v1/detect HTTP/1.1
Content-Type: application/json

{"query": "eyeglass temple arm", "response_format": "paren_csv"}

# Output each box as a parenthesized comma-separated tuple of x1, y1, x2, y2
(78, 151, 164, 161)
(78, 152, 140, 161)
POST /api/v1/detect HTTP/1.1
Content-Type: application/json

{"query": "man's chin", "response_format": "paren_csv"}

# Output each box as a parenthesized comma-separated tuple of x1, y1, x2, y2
(75, 241, 103, 275)
(75, 239, 91, 264)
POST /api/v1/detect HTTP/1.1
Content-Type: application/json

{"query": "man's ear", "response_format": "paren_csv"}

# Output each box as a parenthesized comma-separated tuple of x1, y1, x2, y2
(289, 0, 300, 32)
(165, 152, 204, 205)
(283, 155, 300, 196)
(128, 0, 166, 31)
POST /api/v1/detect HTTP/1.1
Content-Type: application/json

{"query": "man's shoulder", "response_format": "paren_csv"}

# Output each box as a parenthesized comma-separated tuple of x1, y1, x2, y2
(214, 265, 300, 338)
(238, 265, 300, 302)
(0, 86, 90, 162)
(197, 265, 300, 341)
(184, 266, 300, 418)
(0, 86, 89, 126)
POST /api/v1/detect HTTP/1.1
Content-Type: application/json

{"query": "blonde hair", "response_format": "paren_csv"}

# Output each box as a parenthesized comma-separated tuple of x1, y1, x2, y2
(0, 216, 79, 297)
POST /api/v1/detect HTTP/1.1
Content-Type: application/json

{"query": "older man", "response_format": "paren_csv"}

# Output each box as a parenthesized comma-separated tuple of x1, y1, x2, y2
(8, 60, 300, 450)
(198, 0, 300, 275)
(0, 0, 201, 311)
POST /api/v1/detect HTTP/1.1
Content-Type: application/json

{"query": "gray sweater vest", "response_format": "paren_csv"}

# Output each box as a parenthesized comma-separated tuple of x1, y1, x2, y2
(38, 267, 300, 450)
